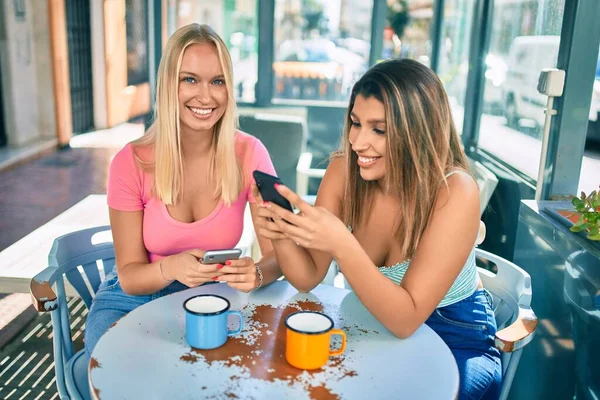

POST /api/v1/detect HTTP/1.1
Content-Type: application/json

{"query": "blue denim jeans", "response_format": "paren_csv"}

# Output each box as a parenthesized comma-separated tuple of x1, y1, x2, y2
(425, 289, 502, 400)
(84, 270, 189, 357)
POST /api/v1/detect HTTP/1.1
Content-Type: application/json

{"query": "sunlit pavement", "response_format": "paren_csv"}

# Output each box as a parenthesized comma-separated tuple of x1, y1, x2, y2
(0, 122, 144, 387)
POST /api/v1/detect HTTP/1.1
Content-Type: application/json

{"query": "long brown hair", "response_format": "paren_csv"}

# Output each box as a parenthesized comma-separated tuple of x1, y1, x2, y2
(339, 59, 469, 259)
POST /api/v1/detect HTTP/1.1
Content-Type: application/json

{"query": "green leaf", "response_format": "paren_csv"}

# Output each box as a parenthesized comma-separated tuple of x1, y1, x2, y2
(570, 189, 600, 241)
(587, 232, 600, 241)
(570, 223, 588, 233)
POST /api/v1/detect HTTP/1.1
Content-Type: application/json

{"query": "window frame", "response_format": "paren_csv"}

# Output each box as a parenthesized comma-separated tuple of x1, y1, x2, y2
(149, 0, 600, 200)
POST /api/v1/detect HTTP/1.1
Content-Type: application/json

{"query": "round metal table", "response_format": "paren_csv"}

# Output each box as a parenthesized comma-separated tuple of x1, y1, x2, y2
(89, 281, 459, 399)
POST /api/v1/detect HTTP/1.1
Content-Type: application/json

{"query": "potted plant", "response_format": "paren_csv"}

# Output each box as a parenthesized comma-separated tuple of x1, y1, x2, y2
(555, 187, 600, 241)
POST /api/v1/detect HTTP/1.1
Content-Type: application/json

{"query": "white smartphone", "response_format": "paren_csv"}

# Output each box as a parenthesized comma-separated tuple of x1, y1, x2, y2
(202, 249, 242, 264)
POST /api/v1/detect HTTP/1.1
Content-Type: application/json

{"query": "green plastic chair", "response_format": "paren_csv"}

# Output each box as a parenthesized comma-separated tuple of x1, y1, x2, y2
(30, 226, 114, 400)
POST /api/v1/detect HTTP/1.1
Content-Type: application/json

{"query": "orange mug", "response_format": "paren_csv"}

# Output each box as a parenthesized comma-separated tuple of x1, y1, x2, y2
(285, 311, 347, 370)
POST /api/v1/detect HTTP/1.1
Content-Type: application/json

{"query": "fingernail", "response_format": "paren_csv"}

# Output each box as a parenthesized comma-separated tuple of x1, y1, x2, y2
(274, 183, 281, 188)
(225, 261, 231, 266)
(216, 264, 223, 269)
(212, 276, 218, 280)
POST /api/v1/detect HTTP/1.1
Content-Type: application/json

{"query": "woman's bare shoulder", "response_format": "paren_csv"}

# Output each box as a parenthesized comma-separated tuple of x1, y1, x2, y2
(436, 170, 480, 214)
(325, 155, 346, 177)
(314, 155, 346, 209)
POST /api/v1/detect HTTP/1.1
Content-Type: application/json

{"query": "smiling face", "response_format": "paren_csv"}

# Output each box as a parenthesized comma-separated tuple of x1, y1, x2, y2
(178, 42, 228, 136)
(349, 94, 387, 181)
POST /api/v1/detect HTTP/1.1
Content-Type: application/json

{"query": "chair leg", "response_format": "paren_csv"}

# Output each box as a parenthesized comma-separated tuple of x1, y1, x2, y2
(56, 279, 74, 360)
(499, 350, 523, 400)
(51, 311, 70, 399)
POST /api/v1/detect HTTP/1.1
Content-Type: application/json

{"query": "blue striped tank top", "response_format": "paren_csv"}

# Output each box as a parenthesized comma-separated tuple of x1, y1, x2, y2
(350, 170, 479, 308)
(378, 248, 479, 307)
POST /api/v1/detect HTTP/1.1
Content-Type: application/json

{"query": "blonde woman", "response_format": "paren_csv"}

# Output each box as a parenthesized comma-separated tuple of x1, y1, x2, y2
(84, 24, 282, 355)
(255, 59, 501, 399)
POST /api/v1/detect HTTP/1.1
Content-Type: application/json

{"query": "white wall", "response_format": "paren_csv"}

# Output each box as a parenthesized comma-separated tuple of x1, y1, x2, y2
(0, 0, 56, 147)
(91, 0, 108, 130)
(31, 0, 57, 140)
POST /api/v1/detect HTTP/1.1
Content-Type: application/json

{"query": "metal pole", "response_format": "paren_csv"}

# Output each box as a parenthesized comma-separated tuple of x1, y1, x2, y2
(146, 0, 162, 128)
(255, 0, 275, 107)
(369, 0, 387, 65)
(461, 0, 493, 154)
(429, 0, 445, 73)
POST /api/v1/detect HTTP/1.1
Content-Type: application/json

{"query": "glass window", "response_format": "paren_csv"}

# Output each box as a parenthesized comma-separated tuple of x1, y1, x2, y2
(272, 0, 372, 103)
(166, 0, 258, 103)
(126, 0, 150, 86)
(478, 0, 565, 180)
(382, 1, 433, 65)
(578, 49, 600, 194)
(436, 0, 475, 134)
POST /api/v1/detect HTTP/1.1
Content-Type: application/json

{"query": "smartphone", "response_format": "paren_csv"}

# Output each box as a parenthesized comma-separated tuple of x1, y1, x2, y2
(253, 170, 293, 212)
(202, 249, 242, 264)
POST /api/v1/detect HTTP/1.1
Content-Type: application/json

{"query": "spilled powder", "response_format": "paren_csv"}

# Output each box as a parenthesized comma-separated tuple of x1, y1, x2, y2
(89, 358, 101, 398)
(179, 299, 367, 399)
(89, 357, 101, 370)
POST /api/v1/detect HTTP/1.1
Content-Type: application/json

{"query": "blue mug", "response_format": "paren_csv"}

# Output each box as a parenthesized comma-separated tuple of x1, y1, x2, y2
(183, 294, 243, 349)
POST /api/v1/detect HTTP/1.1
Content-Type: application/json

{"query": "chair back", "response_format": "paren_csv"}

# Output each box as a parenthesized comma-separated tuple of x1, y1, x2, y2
(476, 248, 534, 400)
(33, 226, 114, 398)
(49, 225, 115, 308)
(239, 113, 307, 191)
(468, 158, 499, 216)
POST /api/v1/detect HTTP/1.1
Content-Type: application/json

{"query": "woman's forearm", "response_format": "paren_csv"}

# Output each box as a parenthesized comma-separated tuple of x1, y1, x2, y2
(334, 242, 420, 338)
(272, 239, 326, 292)
(118, 258, 174, 296)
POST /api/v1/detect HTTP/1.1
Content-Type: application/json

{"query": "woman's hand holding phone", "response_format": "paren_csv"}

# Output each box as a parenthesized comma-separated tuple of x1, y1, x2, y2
(252, 184, 289, 241)
(163, 249, 225, 288)
(257, 183, 352, 257)
(216, 256, 261, 293)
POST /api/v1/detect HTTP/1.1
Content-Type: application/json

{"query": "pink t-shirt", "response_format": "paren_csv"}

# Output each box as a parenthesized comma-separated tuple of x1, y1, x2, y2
(107, 132, 275, 262)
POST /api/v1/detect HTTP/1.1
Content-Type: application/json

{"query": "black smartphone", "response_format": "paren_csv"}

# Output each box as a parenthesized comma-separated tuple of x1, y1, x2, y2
(202, 249, 242, 264)
(253, 170, 294, 212)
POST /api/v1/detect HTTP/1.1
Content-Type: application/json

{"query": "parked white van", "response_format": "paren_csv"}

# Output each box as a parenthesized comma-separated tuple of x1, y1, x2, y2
(503, 35, 600, 142)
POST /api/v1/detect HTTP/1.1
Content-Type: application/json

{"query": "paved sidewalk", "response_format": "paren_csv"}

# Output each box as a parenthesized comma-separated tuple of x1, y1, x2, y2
(0, 122, 144, 252)
(0, 294, 37, 349)
(0, 122, 143, 398)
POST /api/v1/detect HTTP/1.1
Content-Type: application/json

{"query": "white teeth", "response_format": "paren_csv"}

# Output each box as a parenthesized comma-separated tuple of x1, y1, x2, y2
(358, 156, 378, 164)
(190, 107, 213, 115)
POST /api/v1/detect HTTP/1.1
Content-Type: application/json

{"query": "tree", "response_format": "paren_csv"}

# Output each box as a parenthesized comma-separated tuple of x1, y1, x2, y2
(387, 0, 410, 39)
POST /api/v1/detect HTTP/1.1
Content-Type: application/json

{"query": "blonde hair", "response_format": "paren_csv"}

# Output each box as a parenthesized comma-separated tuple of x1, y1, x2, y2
(338, 59, 469, 259)
(133, 24, 241, 205)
